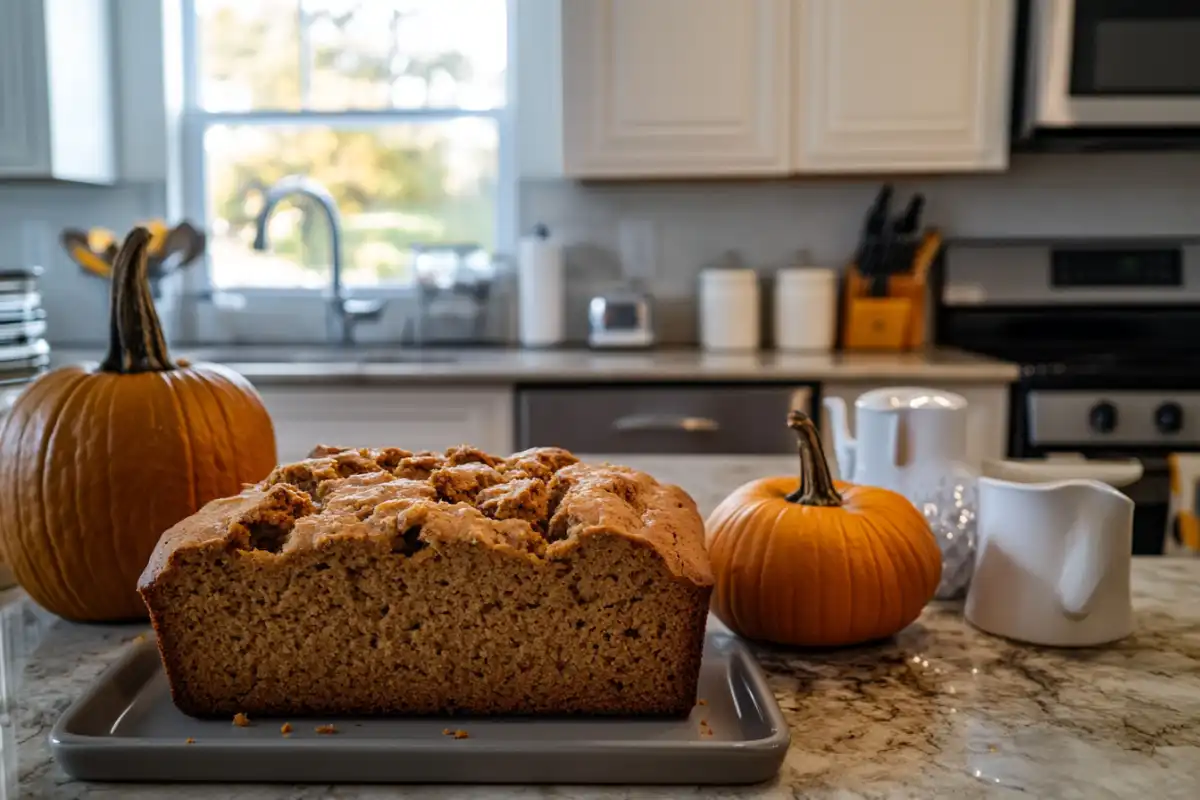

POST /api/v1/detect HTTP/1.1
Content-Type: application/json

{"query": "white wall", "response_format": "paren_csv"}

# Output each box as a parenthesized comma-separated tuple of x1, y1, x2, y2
(0, 181, 166, 345)
(520, 152, 1200, 343)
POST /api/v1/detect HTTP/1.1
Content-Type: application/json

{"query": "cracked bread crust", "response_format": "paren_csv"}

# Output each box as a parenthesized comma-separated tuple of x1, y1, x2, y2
(139, 445, 713, 586)
(137, 445, 713, 719)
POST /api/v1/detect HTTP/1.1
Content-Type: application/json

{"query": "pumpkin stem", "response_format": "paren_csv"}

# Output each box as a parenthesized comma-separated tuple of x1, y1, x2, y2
(100, 227, 177, 374)
(784, 409, 844, 506)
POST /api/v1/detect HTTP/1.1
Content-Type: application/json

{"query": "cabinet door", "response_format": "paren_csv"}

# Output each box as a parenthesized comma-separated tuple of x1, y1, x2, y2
(793, 0, 1014, 173)
(819, 382, 1010, 480)
(0, 0, 114, 183)
(562, 0, 791, 177)
(255, 388, 514, 465)
(0, 0, 48, 176)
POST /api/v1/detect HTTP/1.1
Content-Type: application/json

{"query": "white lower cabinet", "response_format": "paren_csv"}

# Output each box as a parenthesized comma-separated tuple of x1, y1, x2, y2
(254, 387, 514, 465)
(250, 381, 1010, 505)
(574, 454, 798, 520)
(253, 381, 794, 517)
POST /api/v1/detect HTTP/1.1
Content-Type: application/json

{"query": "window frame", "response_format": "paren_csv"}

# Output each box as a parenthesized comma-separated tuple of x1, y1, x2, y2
(177, 0, 516, 305)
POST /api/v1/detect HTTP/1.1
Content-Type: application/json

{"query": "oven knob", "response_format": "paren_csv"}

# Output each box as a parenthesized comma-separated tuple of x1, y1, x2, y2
(1155, 401, 1183, 434)
(1088, 401, 1117, 434)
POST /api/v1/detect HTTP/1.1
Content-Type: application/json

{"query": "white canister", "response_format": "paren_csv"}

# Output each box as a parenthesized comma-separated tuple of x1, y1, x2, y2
(700, 268, 760, 351)
(774, 267, 837, 351)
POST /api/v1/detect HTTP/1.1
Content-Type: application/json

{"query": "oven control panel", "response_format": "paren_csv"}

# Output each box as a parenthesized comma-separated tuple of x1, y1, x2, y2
(942, 240, 1200, 307)
(1027, 391, 1200, 447)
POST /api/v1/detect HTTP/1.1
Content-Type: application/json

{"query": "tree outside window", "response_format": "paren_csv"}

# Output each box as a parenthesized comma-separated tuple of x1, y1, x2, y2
(188, 0, 506, 290)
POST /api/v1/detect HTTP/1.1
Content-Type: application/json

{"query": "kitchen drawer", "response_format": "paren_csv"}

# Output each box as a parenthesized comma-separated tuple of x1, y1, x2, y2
(516, 385, 814, 455)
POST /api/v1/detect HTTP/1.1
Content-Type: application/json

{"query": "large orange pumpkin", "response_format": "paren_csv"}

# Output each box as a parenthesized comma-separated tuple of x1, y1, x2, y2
(0, 227, 277, 621)
(706, 410, 942, 647)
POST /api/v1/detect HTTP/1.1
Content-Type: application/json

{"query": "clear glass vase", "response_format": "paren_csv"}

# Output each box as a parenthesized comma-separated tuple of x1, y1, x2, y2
(911, 466, 978, 600)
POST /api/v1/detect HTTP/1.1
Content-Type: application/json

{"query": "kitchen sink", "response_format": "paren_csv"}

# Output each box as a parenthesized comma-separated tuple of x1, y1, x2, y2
(183, 348, 459, 366)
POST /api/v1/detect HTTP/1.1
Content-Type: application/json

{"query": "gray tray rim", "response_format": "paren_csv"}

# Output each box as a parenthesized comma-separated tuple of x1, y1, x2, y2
(49, 626, 792, 785)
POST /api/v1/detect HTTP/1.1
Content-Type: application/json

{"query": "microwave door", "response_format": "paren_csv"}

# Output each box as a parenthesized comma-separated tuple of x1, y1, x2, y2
(1028, 0, 1200, 129)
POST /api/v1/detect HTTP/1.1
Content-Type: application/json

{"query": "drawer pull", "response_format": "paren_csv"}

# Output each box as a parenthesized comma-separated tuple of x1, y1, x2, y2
(611, 414, 721, 433)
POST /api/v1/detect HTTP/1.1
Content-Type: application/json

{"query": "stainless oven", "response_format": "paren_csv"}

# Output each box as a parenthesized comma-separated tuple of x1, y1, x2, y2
(1018, 0, 1200, 144)
(936, 236, 1200, 555)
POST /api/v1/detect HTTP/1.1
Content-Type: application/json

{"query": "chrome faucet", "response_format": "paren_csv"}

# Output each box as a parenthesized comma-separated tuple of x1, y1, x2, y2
(252, 175, 385, 345)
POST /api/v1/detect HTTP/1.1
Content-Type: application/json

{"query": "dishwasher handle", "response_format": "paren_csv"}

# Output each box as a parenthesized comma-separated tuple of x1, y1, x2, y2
(611, 414, 722, 433)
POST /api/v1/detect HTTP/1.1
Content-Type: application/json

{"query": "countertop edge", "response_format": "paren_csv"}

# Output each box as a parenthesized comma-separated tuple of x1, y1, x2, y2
(45, 347, 1021, 385)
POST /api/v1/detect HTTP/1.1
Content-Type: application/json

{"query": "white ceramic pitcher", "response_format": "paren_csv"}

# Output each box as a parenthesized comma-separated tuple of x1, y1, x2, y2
(965, 477, 1134, 647)
(823, 387, 969, 497)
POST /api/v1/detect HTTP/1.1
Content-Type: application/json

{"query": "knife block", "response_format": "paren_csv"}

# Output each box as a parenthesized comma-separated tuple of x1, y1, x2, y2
(842, 295, 912, 350)
(839, 230, 941, 351)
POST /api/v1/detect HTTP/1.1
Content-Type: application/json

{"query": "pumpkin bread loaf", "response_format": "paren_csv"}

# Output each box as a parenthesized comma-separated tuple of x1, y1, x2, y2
(137, 445, 714, 718)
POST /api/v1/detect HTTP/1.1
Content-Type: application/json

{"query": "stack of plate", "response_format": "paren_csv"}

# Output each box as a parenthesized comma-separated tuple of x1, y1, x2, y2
(0, 267, 49, 392)
(0, 268, 45, 591)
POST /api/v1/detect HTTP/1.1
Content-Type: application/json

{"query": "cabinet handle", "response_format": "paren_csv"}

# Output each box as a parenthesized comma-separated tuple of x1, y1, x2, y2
(611, 414, 721, 433)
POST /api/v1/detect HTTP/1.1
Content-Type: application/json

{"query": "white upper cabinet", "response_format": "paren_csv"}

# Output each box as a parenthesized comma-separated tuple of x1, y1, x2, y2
(561, 0, 792, 178)
(0, 0, 116, 184)
(546, 0, 1015, 178)
(792, 0, 1015, 173)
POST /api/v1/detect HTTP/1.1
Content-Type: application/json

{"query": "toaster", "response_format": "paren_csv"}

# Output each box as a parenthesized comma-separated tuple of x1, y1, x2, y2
(587, 288, 655, 349)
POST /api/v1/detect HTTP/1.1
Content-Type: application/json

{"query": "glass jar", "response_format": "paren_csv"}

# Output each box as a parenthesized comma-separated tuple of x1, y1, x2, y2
(912, 465, 979, 600)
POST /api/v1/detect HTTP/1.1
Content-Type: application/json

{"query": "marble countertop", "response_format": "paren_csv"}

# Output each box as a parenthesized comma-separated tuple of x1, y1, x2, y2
(47, 345, 1020, 385)
(6, 557, 1198, 798)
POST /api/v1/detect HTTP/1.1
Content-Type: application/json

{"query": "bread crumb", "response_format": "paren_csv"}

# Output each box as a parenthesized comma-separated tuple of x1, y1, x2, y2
(442, 728, 453, 736)
(315, 724, 337, 735)
(697, 698, 707, 706)
(185, 737, 195, 744)
(232, 713, 250, 727)
(280, 723, 293, 735)
(453, 729, 470, 739)
(132, 634, 146, 644)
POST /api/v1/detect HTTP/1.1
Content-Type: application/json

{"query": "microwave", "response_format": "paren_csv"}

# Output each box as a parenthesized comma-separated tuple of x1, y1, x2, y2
(1016, 0, 1200, 148)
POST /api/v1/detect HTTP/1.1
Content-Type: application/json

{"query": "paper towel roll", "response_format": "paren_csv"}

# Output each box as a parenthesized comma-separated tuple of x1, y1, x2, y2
(518, 225, 564, 347)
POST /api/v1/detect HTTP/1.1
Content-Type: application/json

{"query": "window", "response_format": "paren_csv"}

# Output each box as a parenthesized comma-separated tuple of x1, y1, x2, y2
(182, 0, 508, 292)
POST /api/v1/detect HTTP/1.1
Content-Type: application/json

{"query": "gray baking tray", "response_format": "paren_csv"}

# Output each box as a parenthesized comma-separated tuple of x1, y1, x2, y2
(50, 622, 790, 785)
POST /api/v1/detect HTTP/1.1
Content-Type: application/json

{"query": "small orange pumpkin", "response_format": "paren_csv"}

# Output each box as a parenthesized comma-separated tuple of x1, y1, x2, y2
(706, 410, 941, 647)
(0, 228, 277, 622)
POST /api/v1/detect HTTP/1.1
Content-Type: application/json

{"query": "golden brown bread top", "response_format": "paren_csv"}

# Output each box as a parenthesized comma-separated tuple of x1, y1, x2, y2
(137, 445, 713, 589)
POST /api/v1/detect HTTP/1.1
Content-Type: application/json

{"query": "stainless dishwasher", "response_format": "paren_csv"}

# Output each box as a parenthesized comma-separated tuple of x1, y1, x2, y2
(515, 385, 816, 518)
